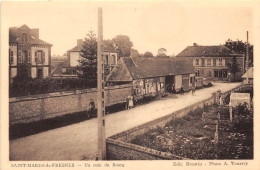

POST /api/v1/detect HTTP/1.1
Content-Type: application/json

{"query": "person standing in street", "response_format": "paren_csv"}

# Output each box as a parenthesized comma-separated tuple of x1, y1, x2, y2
(128, 94, 134, 109)
(88, 99, 95, 118)
(180, 86, 184, 95)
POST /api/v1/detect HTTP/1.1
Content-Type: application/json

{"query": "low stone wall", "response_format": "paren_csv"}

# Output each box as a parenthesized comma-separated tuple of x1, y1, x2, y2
(106, 84, 244, 160)
(9, 84, 133, 125)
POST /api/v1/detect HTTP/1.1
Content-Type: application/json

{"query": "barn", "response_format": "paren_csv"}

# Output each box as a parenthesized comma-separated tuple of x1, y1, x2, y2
(106, 57, 196, 98)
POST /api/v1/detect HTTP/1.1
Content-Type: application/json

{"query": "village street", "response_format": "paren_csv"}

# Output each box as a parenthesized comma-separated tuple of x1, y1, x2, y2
(10, 82, 241, 160)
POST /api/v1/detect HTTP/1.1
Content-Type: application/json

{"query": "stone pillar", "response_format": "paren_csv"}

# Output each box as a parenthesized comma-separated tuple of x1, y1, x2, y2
(229, 106, 232, 122)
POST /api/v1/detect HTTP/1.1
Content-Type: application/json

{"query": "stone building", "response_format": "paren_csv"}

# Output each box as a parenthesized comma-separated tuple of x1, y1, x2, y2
(63, 39, 118, 77)
(176, 44, 245, 81)
(9, 25, 52, 79)
(106, 57, 196, 98)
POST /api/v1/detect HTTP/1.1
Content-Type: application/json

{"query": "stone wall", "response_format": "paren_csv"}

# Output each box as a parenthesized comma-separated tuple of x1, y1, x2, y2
(106, 84, 244, 160)
(9, 84, 132, 125)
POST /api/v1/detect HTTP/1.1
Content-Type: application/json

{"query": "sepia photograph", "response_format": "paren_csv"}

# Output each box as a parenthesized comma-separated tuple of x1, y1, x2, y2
(1, 0, 260, 169)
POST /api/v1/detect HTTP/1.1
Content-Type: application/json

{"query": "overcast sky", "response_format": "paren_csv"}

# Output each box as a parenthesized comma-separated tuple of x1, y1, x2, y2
(3, 1, 254, 56)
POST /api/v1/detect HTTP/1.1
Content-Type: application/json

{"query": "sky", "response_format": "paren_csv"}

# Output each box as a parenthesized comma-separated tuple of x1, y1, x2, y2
(3, 1, 254, 56)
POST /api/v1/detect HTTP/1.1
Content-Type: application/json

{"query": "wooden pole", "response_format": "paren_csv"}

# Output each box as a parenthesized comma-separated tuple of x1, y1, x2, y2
(97, 7, 106, 160)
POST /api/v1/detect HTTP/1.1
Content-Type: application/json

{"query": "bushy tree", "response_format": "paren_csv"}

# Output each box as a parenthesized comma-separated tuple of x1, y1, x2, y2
(157, 48, 168, 58)
(112, 35, 133, 58)
(227, 56, 240, 81)
(79, 30, 97, 81)
(130, 48, 139, 58)
(224, 39, 254, 65)
(143, 51, 154, 58)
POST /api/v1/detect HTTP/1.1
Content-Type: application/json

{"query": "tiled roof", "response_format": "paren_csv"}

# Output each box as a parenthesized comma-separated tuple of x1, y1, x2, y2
(68, 43, 116, 52)
(51, 59, 70, 75)
(176, 45, 234, 57)
(242, 67, 253, 79)
(9, 25, 52, 46)
(107, 57, 195, 82)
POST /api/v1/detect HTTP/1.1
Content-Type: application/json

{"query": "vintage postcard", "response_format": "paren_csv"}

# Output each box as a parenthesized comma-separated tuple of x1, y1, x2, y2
(1, 0, 260, 170)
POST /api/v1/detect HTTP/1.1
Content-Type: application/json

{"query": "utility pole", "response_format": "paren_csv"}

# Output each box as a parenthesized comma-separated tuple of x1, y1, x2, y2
(97, 7, 106, 160)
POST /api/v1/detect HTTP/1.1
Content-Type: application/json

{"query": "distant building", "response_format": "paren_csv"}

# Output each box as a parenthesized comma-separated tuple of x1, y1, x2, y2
(107, 57, 196, 98)
(176, 44, 245, 81)
(9, 25, 52, 79)
(62, 39, 118, 77)
(242, 67, 253, 84)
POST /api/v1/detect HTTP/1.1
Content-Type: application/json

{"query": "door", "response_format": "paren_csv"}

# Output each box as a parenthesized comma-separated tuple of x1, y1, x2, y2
(37, 68, 43, 78)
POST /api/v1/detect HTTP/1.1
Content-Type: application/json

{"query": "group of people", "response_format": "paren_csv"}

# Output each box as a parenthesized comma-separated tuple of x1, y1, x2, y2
(125, 94, 134, 109)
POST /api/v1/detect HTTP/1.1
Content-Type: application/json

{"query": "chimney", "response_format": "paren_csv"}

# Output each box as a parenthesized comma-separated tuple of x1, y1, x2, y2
(193, 43, 197, 46)
(77, 39, 83, 48)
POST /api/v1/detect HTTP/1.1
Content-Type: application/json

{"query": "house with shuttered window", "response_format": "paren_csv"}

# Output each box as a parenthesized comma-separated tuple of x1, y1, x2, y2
(9, 25, 52, 80)
(176, 43, 245, 81)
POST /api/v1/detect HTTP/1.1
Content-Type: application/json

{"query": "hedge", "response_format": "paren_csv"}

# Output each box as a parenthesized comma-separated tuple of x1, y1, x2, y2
(9, 77, 97, 98)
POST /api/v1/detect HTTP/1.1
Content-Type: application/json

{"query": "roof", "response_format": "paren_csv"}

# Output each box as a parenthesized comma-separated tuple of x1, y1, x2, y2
(107, 57, 195, 82)
(9, 25, 52, 46)
(230, 93, 250, 99)
(242, 67, 253, 79)
(176, 45, 241, 57)
(68, 43, 117, 53)
(51, 59, 70, 75)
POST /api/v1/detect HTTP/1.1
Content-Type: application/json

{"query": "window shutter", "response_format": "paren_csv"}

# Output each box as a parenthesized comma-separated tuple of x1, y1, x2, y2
(28, 51, 31, 63)
(35, 52, 38, 63)
(18, 50, 22, 63)
(42, 52, 45, 63)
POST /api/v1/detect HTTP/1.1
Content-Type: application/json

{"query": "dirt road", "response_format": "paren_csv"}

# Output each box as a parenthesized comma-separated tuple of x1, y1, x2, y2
(10, 82, 241, 160)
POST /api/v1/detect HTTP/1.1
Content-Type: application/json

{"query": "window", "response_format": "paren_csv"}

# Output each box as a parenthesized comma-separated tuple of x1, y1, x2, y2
(219, 71, 223, 77)
(223, 71, 227, 78)
(105, 55, 108, 64)
(62, 68, 66, 73)
(9, 49, 14, 64)
(28, 51, 31, 63)
(218, 58, 223, 66)
(195, 59, 200, 65)
(18, 51, 22, 63)
(190, 77, 193, 84)
(35, 51, 45, 64)
(22, 33, 27, 42)
(207, 59, 211, 66)
(196, 70, 200, 76)
(214, 71, 218, 77)
(112, 55, 116, 65)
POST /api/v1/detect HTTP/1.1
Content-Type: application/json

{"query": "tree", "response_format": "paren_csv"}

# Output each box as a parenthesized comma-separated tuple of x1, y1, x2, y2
(112, 35, 133, 58)
(224, 39, 254, 65)
(143, 51, 154, 58)
(79, 30, 97, 81)
(131, 48, 139, 58)
(157, 48, 168, 58)
(103, 39, 116, 52)
(227, 56, 240, 81)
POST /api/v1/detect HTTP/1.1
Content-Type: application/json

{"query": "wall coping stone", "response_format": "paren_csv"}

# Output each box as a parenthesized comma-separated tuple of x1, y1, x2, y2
(10, 84, 132, 103)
